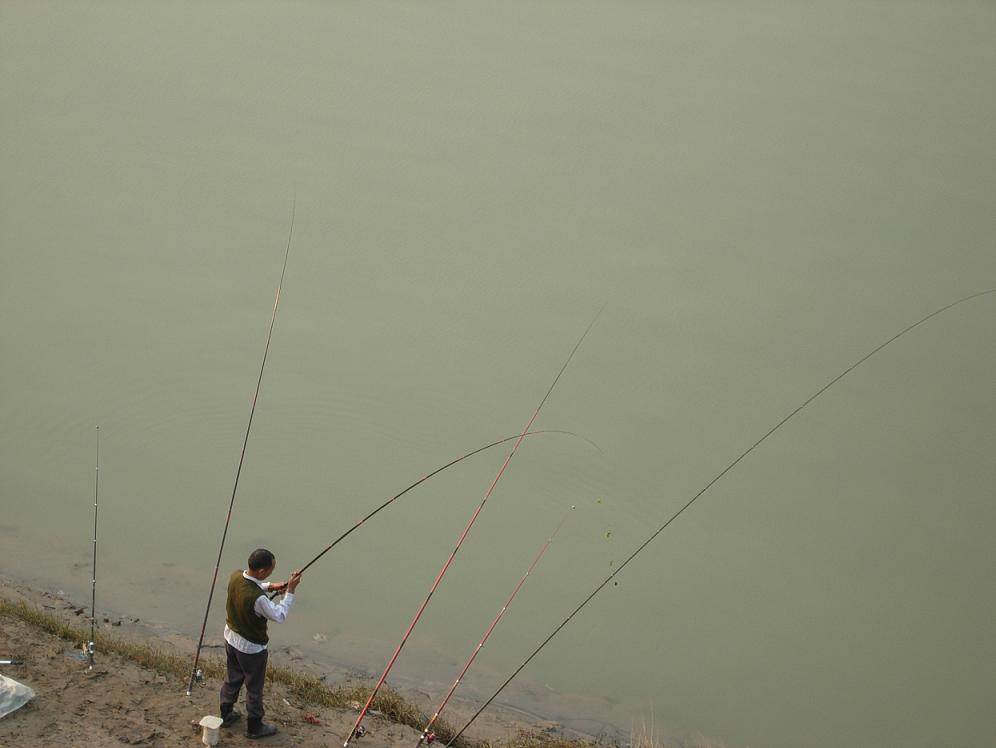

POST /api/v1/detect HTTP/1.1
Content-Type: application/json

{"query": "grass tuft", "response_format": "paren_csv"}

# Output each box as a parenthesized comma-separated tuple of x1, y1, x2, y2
(502, 730, 599, 748)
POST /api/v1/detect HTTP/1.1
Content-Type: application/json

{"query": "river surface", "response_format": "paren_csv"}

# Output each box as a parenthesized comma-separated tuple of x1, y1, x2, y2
(2, 3, 994, 747)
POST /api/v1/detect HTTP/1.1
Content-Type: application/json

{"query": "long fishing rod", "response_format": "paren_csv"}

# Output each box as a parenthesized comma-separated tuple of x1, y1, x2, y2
(344, 308, 602, 747)
(186, 203, 296, 696)
(416, 504, 575, 748)
(269, 431, 595, 601)
(87, 425, 100, 671)
(445, 288, 996, 745)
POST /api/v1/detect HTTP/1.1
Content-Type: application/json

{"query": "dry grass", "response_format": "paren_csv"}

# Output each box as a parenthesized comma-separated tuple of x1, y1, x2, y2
(631, 718, 667, 748)
(630, 716, 726, 748)
(500, 729, 599, 748)
(0, 598, 226, 681)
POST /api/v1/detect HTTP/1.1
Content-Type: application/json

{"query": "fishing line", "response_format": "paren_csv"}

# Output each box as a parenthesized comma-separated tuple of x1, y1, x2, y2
(445, 288, 995, 745)
(269, 431, 597, 601)
(416, 504, 575, 748)
(344, 307, 603, 746)
(186, 202, 296, 696)
(87, 425, 99, 670)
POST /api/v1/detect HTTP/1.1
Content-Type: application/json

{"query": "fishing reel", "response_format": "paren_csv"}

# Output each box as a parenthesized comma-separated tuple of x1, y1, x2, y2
(87, 641, 95, 656)
(195, 668, 205, 683)
(425, 731, 436, 744)
(352, 725, 367, 739)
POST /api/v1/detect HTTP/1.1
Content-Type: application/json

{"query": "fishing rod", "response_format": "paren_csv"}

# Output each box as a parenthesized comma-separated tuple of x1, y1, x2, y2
(344, 308, 603, 747)
(416, 504, 575, 748)
(186, 203, 296, 696)
(445, 288, 996, 745)
(269, 431, 596, 601)
(87, 425, 100, 670)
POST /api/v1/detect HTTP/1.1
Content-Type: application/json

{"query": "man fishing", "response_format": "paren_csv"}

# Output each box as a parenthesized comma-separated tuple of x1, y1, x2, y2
(220, 548, 302, 739)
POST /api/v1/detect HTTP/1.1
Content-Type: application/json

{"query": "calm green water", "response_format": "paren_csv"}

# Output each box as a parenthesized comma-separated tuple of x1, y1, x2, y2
(2, 3, 994, 746)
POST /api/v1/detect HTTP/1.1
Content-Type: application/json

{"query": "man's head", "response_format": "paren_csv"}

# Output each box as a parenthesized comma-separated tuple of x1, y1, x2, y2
(247, 548, 275, 579)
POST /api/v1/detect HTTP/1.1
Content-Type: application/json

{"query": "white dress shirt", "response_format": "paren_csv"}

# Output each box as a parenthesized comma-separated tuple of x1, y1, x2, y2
(223, 570, 295, 654)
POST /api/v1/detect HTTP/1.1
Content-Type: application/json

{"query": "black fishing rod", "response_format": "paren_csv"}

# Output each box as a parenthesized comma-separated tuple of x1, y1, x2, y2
(186, 203, 296, 696)
(345, 307, 603, 747)
(445, 288, 995, 745)
(87, 425, 100, 670)
(269, 430, 596, 601)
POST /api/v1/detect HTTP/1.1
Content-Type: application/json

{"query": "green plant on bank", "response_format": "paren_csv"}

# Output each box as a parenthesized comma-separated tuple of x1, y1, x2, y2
(0, 599, 602, 748)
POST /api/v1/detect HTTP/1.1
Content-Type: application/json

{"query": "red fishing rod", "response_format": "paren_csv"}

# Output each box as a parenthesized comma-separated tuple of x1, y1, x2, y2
(186, 203, 296, 696)
(415, 504, 575, 748)
(344, 309, 602, 747)
(269, 431, 595, 601)
(444, 288, 996, 745)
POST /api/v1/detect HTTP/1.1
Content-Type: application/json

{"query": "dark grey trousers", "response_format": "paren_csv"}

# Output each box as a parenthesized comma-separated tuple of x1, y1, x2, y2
(220, 642, 268, 720)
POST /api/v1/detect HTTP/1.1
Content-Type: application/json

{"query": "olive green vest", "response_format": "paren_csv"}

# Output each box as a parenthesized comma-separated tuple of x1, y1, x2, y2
(226, 570, 269, 645)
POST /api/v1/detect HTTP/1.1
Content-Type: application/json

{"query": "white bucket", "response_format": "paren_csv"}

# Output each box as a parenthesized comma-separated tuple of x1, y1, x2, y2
(199, 715, 224, 746)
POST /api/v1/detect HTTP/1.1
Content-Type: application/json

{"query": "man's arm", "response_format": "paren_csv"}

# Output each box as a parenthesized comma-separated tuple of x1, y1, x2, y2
(253, 570, 302, 623)
(254, 590, 294, 623)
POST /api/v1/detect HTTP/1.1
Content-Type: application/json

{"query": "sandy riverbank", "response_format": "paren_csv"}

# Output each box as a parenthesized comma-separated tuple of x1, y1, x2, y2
(0, 575, 542, 748)
(0, 575, 725, 748)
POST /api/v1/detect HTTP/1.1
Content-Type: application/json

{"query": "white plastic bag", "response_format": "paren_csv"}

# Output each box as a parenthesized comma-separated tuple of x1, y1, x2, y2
(0, 674, 35, 719)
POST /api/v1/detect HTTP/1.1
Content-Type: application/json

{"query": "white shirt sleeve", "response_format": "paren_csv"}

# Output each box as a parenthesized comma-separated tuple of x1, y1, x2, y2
(253, 591, 294, 623)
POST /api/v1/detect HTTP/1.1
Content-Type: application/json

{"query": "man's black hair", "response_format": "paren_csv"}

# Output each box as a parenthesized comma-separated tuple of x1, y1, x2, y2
(248, 548, 275, 571)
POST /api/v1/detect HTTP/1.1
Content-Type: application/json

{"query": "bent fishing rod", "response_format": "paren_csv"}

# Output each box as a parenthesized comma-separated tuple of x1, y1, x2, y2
(88, 425, 100, 670)
(186, 203, 296, 696)
(269, 431, 596, 601)
(416, 504, 575, 748)
(345, 308, 603, 747)
(445, 288, 996, 745)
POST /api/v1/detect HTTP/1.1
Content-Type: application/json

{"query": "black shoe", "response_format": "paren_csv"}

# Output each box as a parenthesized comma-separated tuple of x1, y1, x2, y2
(220, 709, 241, 728)
(247, 722, 278, 739)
